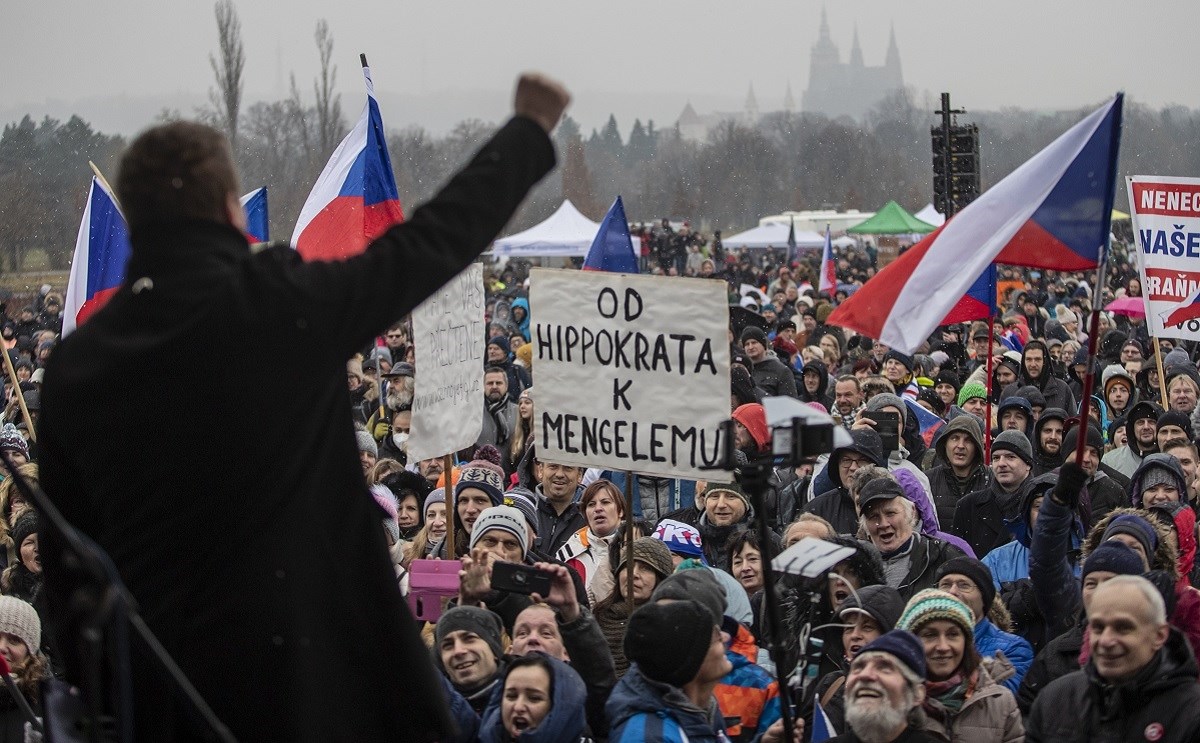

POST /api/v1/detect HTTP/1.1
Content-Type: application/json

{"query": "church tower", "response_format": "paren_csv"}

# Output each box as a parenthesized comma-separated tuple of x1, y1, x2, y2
(884, 22, 903, 86)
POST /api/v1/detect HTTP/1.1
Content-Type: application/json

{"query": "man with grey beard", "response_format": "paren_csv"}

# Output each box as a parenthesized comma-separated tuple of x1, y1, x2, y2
(831, 630, 937, 743)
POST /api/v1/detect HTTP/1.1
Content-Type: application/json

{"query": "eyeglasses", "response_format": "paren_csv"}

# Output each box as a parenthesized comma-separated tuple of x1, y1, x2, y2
(937, 579, 977, 594)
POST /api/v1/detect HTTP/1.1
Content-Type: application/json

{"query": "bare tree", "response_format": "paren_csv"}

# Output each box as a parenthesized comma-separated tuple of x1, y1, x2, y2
(209, 0, 245, 147)
(313, 19, 343, 155)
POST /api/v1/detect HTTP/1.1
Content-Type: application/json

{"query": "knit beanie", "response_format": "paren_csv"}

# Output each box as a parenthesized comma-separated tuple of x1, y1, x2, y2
(1063, 424, 1104, 456)
(9, 511, 37, 552)
(992, 430, 1034, 466)
(957, 381, 987, 407)
(1157, 411, 1194, 440)
(0, 424, 28, 460)
(856, 630, 927, 679)
(935, 557, 996, 617)
(1082, 540, 1146, 579)
(1140, 467, 1179, 495)
(488, 335, 511, 359)
(355, 429, 378, 458)
(0, 596, 39, 657)
(702, 480, 751, 517)
(455, 445, 506, 506)
(883, 350, 913, 372)
(370, 484, 400, 543)
(468, 505, 529, 557)
(1164, 348, 1191, 369)
(740, 326, 768, 348)
(731, 403, 770, 450)
(433, 606, 504, 671)
(866, 393, 908, 425)
(514, 343, 533, 368)
(1103, 514, 1159, 563)
(617, 537, 675, 581)
(897, 589, 975, 641)
(1055, 304, 1077, 324)
(652, 569, 726, 625)
(423, 488, 446, 515)
(837, 584, 906, 632)
(503, 489, 539, 535)
(652, 519, 707, 563)
(624, 599, 715, 687)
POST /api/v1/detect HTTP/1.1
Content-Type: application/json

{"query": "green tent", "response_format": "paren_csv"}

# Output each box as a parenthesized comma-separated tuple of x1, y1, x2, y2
(846, 201, 936, 234)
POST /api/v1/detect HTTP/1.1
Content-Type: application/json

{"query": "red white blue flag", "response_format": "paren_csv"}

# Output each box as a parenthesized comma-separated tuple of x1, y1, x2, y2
(63, 176, 131, 336)
(829, 94, 1123, 353)
(240, 187, 269, 243)
(583, 196, 638, 273)
(292, 58, 404, 260)
(818, 224, 836, 295)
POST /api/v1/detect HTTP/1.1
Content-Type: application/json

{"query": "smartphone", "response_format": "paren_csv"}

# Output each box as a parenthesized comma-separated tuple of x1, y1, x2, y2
(863, 410, 901, 454)
(490, 561, 552, 596)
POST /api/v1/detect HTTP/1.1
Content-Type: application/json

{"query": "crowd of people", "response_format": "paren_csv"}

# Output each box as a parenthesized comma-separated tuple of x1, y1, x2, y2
(283, 220, 1200, 742)
(4, 70, 1193, 742)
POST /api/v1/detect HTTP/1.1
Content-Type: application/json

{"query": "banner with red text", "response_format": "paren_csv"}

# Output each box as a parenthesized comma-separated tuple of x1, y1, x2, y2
(1128, 176, 1200, 341)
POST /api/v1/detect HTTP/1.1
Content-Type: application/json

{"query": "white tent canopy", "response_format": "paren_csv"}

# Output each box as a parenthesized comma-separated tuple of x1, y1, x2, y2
(723, 222, 855, 249)
(914, 203, 946, 227)
(491, 200, 640, 257)
(723, 223, 824, 249)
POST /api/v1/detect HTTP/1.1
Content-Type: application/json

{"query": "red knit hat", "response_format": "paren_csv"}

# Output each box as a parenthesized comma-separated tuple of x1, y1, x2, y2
(732, 403, 769, 451)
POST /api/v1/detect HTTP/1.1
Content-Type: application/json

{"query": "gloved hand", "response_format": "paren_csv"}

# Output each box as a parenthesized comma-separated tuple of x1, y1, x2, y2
(372, 420, 390, 440)
(1052, 462, 1087, 509)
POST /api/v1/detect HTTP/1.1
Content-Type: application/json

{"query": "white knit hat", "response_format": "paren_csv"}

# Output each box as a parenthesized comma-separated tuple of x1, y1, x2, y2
(0, 596, 39, 656)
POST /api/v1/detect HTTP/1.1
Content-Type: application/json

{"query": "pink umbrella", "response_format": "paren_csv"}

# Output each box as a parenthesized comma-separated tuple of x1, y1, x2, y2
(1105, 296, 1147, 317)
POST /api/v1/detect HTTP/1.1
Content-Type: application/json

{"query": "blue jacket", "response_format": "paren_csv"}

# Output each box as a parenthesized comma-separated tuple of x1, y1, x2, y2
(607, 664, 731, 743)
(511, 297, 531, 341)
(974, 617, 1034, 695)
(981, 540, 1028, 590)
(479, 654, 588, 743)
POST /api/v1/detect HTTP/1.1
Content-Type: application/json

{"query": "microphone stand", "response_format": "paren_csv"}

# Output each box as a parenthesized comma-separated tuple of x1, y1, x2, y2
(0, 456, 237, 743)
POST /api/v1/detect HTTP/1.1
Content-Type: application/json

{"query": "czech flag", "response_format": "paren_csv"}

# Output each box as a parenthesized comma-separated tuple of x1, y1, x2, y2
(63, 176, 131, 336)
(811, 697, 838, 741)
(905, 397, 946, 448)
(818, 224, 836, 295)
(583, 196, 638, 273)
(941, 264, 997, 325)
(240, 187, 269, 243)
(828, 94, 1123, 353)
(291, 56, 403, 260)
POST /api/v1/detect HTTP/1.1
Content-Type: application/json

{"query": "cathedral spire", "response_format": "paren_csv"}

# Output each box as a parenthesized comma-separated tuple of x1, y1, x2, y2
(885, 21, 903, 83)
(784, 82, 795, 113)
(744, 83, 759, 123)
(850, 23, 864, 66)
(819, 5, 831, 41)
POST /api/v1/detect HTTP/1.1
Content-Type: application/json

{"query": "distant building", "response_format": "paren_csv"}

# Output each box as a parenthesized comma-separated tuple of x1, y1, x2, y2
(801, 10, 903, 119)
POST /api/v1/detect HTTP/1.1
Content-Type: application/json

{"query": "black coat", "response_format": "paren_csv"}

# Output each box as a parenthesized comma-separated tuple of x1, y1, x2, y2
(1027, 628, 1200, 743)
(950, 477, 1033, 559)
(39, 117, 556, 743)
(1017, 622, 1082, 715)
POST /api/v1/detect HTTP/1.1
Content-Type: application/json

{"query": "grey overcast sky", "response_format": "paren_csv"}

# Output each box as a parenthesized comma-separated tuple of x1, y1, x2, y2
(3, 0, 1197, 136)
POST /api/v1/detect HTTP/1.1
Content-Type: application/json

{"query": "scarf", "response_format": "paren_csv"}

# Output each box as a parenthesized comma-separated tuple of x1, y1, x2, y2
(486, 396, 512, 441)
(923, 670, 973, 717)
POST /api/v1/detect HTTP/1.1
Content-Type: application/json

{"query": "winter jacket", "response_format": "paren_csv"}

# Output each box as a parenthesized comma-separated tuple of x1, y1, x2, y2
(1100, 443, 1149, 480)
(479, 654, 589, 743)
(478, 397, 519, 453)
(1016, 621, 1083, 715)
(510, 297, 532, 341)
(559, 605, 619, 739)
(798, 362, 834, 410)
(715, 625, 781, 742)
(1026, 628, 1200, 743)
(532, 487, 587, 557)
(804, 432, 886, 535)
(607, 664, 731, 743)
(604, 470, 697, 524)
(918, 664, 1024, 743)
(558, 527, 616, 606)
(894, 468, 975, 558)
(886, 533, 968, 601)
(926, 415, 989, 529)
(950, 475, 1033, 559)
(750, 352, 799, 399)
(698, 511, 751, 572)
(1000, 340, 1077, 414)
(973, 618, 1033, 695)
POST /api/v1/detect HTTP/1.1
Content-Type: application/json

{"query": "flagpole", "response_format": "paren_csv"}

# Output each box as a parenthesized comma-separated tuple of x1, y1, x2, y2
(1073, 256, 1109, 465)
(0, 348, 35, 443)
(984, 329, 994, 460)
(1152, 335, 1169, 409)
(88, 161, 117, 201)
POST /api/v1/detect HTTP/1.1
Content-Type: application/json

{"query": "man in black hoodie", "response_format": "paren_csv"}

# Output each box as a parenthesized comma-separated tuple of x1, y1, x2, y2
(1031, 407, 1067, 476)
(1001, 339, 1077, 414)
(926, 415, 987, 528)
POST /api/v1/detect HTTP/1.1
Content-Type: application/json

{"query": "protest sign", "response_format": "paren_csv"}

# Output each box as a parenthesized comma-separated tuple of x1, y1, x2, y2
(408, 263, 485, 462)
(529, 268, 731, 481)
(1128, 176, 1200, 341)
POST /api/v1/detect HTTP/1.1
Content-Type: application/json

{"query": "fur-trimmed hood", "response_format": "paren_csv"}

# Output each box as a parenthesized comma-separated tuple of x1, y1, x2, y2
(1082, 506, 1180, 582)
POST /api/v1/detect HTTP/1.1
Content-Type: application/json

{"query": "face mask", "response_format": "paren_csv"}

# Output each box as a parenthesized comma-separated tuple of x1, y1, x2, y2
(392, 432, 409, 450)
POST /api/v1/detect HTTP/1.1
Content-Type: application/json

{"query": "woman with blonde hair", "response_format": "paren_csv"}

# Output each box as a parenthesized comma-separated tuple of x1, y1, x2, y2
(509, 388, 535, 478)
